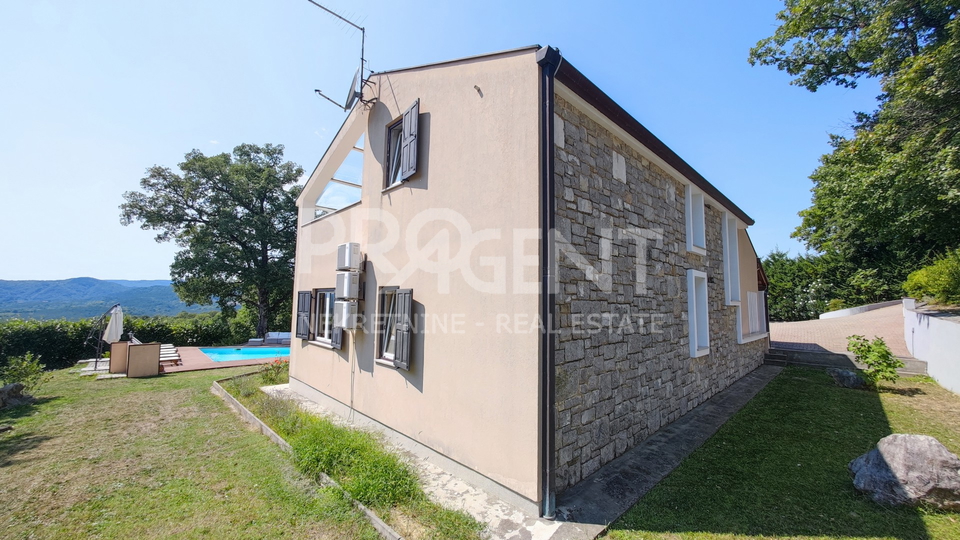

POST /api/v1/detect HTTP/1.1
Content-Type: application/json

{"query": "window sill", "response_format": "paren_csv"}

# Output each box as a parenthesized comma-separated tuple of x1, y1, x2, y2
(381, 181, 407, 195)
(686, 245, 706, 256)
(691, 346, 710, 358)
(725, 300, 741, 307)
(307, 339, 335, 350)
(375, 358, 397, 369)
(738, 332, 768, 345)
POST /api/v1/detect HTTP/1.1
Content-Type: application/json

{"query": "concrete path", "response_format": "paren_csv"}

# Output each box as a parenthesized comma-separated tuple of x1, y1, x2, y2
(770, 304, 911, 357)
(554, 365, 782, 531)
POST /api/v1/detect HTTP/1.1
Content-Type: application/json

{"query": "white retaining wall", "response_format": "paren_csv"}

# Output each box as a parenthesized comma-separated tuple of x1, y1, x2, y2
(903, 298, 960, 394)
(820, 299, 903, 319)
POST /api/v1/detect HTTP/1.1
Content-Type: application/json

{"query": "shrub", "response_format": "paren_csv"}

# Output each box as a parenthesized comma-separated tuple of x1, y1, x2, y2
(826, 298, 847, 312)
(0, 318, 94, 370)
(291, 418, 420, 510)
(847, 335, 904, 388)
(259, 358, 289, 386)
(903, 249, 960, 304)
(1, 353, 52, 393)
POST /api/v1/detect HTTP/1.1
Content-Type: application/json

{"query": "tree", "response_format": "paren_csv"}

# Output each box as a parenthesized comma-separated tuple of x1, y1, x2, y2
(121, 144, 303, 338)
(751, 1, 960, 303)
(762, 249, 832, 321)
(749, 0, 957, 91)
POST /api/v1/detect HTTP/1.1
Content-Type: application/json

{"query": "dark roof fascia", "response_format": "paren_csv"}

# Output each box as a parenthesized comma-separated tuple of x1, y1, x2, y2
(553, 59, 755, 226)
(371, 45, 541, 76)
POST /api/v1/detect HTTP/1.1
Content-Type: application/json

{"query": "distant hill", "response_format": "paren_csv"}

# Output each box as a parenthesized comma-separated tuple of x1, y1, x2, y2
(104, 279, 172, 289)
(0, 278, 217, 320)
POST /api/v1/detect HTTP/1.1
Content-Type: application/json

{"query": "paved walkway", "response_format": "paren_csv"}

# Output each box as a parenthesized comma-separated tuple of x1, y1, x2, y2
(770, 304, 911, 358)
(554, 366, 783, 531)
(267, 366, 783, 539)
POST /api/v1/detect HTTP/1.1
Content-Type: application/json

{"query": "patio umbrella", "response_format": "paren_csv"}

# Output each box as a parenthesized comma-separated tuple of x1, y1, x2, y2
(102, 305, 123, 344)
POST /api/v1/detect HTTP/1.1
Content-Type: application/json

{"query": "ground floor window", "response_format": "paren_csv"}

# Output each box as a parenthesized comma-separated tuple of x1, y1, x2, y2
(747, 290, 766, 335)
(377, 287, 414, 370)
(312, 289, 335, 342)
(687, 269, 710, 357)
(296, 288, 341, 349)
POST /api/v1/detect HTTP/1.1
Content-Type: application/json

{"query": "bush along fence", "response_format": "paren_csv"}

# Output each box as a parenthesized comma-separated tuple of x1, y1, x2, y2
(0, 313, 242, 370)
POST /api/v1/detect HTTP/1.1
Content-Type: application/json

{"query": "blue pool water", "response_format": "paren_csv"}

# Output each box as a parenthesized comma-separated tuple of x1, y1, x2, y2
(199, 347, 290, 362)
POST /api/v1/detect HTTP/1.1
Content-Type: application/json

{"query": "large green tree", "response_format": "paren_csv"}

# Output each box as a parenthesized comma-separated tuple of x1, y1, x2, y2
(751, 0, 960, 300)
(121, 143, 303, 338)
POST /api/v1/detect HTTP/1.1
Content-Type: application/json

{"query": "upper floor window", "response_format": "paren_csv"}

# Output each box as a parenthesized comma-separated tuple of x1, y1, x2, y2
(722, 213, 741, 305)
(314, 135, 364, 219)
(685, 185, 706, 254)
(384, 99, 420, 189)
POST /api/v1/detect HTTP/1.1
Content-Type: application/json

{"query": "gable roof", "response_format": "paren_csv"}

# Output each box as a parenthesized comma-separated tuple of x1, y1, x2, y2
(370, 45, 542, 76)
(364, 45, 755, 226)
(550, 52, 754, 226)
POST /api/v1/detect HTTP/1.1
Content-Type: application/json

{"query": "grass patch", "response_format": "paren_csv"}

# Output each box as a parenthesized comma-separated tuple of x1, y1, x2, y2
(220, 376, 484, 539)
(606, 367, 960, 540)
(0, 366, 379, 539)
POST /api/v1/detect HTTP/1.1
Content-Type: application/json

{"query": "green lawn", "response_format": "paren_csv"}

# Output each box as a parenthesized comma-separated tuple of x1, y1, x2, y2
(0, 367, 378, 539)
(606, 367, 960, 540)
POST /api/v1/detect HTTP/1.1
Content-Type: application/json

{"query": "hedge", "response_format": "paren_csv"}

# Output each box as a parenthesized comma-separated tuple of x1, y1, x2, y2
(903, 249, 960, 305)
(0, 313, 244, 370)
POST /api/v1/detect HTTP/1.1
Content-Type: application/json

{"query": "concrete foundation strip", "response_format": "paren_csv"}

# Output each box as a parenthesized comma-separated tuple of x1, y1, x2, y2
(211, 375, 403, 540)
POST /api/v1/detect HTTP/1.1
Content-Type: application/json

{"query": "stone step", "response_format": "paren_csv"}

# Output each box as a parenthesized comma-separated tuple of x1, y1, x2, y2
(766, 348, 927, 376)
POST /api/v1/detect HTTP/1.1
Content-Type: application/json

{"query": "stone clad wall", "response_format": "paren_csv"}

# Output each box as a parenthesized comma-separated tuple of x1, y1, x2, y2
(552, 94, 768, 492)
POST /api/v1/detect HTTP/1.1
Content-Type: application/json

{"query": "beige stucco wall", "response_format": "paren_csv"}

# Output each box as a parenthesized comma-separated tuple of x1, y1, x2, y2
(291, 49, 542, 503)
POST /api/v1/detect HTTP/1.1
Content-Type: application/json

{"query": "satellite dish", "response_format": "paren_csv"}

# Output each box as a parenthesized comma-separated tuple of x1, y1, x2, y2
(344, 67, 361, 110)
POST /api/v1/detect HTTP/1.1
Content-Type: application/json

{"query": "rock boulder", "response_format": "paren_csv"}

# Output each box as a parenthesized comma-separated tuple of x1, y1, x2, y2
(0, 382, 33, 409)
(850, 434, 960, 511)
(826, 368, 867, 389)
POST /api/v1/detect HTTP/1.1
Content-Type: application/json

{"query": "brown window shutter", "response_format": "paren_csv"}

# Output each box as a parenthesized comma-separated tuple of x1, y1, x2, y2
(400, 99, 419, 181)
(393, 288, 413, 370)
(295, 291, 311, 339)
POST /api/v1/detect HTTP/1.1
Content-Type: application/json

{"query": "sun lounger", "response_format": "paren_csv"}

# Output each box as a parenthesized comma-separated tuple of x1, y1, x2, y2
(127, 334, 181, 367)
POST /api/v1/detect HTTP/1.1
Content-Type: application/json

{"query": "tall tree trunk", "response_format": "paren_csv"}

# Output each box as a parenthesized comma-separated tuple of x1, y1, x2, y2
(256, 289, 270, 338)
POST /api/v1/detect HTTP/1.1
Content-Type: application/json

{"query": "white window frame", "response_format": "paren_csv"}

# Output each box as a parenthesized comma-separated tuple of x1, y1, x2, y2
(687, 269, 710, 357)
(384, 119, 404, 189)
(722, 213, 741, 305)
(310, 289, 335, 343)
(685, 185, 706, 255)
(737, 290, 769, 344)
(378, 287, 399, 362)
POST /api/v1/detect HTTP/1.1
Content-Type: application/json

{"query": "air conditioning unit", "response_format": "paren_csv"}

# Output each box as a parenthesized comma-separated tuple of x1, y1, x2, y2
(336, 271, 361, 300)
(337, 242, 362, 272)
(334, 300, 359, 330)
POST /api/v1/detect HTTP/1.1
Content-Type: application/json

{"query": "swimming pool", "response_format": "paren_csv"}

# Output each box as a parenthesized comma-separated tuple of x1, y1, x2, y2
(199, 347, 290, 362)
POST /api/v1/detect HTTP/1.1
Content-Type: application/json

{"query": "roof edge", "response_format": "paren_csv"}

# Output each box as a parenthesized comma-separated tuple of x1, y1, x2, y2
(371, 45, 541, 76)
(549, 49, 755, 226)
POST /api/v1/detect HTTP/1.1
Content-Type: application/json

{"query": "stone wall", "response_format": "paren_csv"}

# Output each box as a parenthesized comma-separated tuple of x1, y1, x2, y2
(552, 94, 768, 492)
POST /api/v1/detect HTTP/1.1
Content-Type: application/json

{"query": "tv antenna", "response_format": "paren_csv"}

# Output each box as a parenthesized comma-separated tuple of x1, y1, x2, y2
(306, 1, 368, 111)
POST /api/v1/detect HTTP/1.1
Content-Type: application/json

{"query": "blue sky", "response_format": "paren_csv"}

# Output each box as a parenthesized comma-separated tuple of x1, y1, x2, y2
(0, 0, 881, 280)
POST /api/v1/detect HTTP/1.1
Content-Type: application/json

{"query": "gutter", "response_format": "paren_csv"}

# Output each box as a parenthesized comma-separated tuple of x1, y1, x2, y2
(536, 45, 561, 519)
